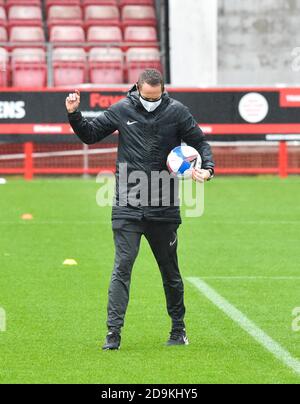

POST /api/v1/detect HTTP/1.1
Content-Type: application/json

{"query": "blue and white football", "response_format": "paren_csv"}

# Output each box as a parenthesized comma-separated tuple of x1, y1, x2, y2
(167, 145, 202, 179)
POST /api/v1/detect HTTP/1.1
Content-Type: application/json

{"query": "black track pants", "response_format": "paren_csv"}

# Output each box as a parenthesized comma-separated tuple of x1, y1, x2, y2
(107, 220, 186, 333)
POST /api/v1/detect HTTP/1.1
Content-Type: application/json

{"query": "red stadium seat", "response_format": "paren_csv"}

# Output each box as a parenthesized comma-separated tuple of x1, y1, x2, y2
(0, 6, 7, 27)
(122, 5, 156, 27)
(119, 0, 154, 8)
(50, 25, 85, 45)
(0, 26, 7, 41)
(124, 26, 157, 43)
(82, 0, 117, 6)
(6, 0, 42, 10)
(84, 5, 120, 28)
(11, 47, 47, 87)
(0, 47, 8, 86)
(10, 26, 45, 45)
(45, 0, 80, 12)
(87, 26, 122, 44)
(53, 47, 86, 86)
(126, 47, 161, 82)
(47, 6, 83, 28)
(8, 6, 43, 29)
(89, 47, 123, 84)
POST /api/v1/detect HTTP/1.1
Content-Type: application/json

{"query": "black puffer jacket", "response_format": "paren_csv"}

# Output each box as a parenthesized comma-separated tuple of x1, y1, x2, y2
(68, 85, 215, 223)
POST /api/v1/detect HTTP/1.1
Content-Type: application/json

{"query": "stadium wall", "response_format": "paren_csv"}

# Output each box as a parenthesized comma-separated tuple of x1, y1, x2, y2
(169, 0, 217, 86)
(168, 0, 300, 86)
(218, 0, 300, 85)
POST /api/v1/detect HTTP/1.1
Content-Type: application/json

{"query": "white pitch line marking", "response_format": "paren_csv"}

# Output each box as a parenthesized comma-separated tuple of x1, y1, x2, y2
(186, 277, 300, 376)
(0, 221, 104, 225)
(208, 221, 300, 225)
(200, 276, 300, 280)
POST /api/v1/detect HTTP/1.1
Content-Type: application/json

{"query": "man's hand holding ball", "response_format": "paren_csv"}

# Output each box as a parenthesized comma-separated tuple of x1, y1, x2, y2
(192, 168, 212, 183)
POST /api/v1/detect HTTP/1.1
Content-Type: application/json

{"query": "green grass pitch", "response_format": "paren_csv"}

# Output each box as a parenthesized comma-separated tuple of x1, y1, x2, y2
(0, 176, 300, 384)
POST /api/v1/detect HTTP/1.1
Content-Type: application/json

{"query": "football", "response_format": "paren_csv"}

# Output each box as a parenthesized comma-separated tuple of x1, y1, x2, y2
(167, 145, 202, 179)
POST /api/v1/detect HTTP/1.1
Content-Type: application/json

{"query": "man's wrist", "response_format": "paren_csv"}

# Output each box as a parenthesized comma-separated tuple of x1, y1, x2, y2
(205, 168, 214, 180)
(67, 109, 79, 115)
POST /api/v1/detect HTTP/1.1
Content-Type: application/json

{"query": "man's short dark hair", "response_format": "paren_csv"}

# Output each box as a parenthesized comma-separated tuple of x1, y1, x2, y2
(137, 69, 164, 90)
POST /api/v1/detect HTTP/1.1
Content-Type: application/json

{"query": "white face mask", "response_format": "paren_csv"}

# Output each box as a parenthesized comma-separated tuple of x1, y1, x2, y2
(140, 97, 162, 113)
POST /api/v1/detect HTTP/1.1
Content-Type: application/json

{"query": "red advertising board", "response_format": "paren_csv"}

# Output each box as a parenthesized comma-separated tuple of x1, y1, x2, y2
(1, 87, 300, 137)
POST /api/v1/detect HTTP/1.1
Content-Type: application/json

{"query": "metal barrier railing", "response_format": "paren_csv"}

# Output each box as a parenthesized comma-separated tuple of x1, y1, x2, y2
(0, 141, 299, 180)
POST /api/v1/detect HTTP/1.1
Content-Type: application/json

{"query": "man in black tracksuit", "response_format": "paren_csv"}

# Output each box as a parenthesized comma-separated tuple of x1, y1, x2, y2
(66, 69, 215, 350)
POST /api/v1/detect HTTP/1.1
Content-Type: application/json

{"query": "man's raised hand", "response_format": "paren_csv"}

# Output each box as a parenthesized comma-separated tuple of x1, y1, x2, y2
(66, 90, 80, 113)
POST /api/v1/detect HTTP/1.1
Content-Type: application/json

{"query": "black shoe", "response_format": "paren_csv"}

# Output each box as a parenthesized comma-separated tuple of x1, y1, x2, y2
(166, 328, 189, 346)
(102, 331, 121, 351)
